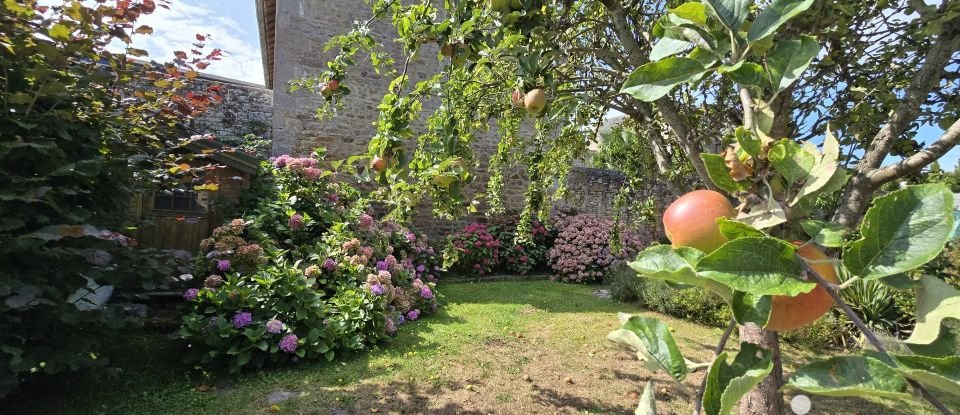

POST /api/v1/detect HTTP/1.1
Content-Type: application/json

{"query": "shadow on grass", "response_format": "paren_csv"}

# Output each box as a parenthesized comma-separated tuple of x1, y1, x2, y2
(0, 309, 466, 415)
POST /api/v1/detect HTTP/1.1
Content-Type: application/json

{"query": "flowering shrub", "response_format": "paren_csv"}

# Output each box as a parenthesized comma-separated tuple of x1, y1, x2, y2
(179, 151, 442, 372)
(490, 218, 552, 275)
(443, 223, 501, 275)
(547, 213, 644, 283)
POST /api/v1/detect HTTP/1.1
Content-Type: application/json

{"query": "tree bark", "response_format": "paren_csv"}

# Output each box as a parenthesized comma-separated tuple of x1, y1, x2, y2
(738, 324, 785, 415)
(832, 31, 960, 227)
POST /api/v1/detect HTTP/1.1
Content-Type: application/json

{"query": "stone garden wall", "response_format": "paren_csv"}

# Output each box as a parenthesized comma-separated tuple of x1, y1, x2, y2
(186, 74, 273, 142)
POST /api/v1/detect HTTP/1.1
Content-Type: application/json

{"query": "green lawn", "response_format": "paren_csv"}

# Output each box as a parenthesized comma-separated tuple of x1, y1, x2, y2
(2, 281, 953, 414)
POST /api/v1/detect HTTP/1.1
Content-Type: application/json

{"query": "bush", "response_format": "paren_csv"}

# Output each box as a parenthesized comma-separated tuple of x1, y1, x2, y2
(0, 1, 220, 397)
(489, 216, 552, 275)
(179, 153, 442, 372)
(547, 212, 644, 283)
(443, 223, 501, 276)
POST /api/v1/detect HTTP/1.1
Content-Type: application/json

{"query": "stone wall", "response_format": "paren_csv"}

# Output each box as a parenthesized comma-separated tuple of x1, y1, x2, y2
(186, 74, 273, 142)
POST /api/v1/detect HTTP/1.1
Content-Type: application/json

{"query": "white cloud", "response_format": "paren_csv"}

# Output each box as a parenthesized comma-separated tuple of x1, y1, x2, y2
(121, 0, 264, 85)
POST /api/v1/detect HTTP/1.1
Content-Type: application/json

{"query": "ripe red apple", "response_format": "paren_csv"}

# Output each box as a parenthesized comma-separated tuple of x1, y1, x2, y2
(524, 88, 547, 115)
(765, 243, 839, 331)
(327, 79, 340, 91)
(371, 156, 387, 172)
(662, 190, 735, 253)
(320, 83, 334, 97)
(511, 90, 525, 107)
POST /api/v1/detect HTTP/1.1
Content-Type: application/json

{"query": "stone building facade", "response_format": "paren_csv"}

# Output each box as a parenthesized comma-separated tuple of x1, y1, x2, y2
(252, 0, 664, 240)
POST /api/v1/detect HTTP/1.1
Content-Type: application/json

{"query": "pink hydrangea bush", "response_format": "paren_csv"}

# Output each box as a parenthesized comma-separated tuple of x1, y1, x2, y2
(547, 213, 644, 283)
(443, 222, 501, 276)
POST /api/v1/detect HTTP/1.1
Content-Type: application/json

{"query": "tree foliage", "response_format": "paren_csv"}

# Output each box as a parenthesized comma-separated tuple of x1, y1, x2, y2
(0, 0, 222, 397)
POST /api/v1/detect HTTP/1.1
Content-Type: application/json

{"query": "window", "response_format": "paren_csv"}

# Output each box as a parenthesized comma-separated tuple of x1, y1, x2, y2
(153, 190, 207, 213)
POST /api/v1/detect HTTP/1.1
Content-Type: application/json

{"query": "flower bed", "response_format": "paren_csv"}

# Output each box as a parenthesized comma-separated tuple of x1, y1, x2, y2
(178, 151, 441, 372)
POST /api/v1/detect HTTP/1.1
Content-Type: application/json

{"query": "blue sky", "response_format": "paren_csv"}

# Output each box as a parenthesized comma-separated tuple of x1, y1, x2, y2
(126, 0, 264, 85)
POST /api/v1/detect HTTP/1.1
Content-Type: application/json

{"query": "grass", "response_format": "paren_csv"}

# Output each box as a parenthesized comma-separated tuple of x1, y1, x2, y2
(2, 280, 955, 414)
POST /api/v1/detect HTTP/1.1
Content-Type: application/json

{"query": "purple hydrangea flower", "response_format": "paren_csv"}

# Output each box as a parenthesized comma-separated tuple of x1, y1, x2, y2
(85, 249, 112, 266)
(416, 264, 426, 273)
(266, 319, 284, 334)
(405, 232, 416, 242)
(182, 288, 199, 301)
(369, 283, 385, 295)
(385, 318, 396, 335)
(406, 309, 420, 321)
(279, 334, 298, 353)
(232, 311, 252, 328)
(328, 193, 340, 203)
(359, 213, 374, 229)
(289, 213, 304, 230)
(217, 259, 231, 272)
(376, 261, 389, 271)
(396, 315, 406, 325)
(323, 258, 336, 271)
(420, 286, 434, 299)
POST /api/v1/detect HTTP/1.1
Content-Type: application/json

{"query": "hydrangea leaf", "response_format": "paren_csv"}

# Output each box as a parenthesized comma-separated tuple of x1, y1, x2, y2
(747, 0, 815, 42)
(905, 276, 960, 355)
(698, 237, 815, 296)
(786, 356, 911, 400)
(636, 380, 658, 415)
(893, 355, 960, 397)
(718, 218, 766, 240)
(703, 343, 774, 415)
(799, 219, 847, 248)
(629, 245, 732, 299)
(843, 184, 954, 280)
(730, 291, 771, 327)
(607, 315, 688, 382)
(621, 57, 708, 102)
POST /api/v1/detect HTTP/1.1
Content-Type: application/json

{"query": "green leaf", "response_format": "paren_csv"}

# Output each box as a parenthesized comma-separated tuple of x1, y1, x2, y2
(698, 237, 816, 296)
(703, 0, 754, 32)
(724, 62, 767, 87)
(747, 0, 815, 42)
(629, 246, 732, 299)
(703, 343, 774, 415)
(607, 315, 688, 382)
(621, 57, 707, 102)
(650, 38, 694, 62)
(730, 291, 771, 327)
(843, 184, 954, 280)
(768, 139, 816, 185)
(800, 220, 847, 248)
(718, 218, 766, 240)
(792, 129, 841, 205)
(670, 2, 709, 25)
(701, 153, 750, 193)
(766, 36, 819, 92)
(734, 127, 762, 158)
(636, 380, 658, 415)
(905, 276, 960, 353)
(49, 23, 71, 41)
(786, 356, 911, 400)
(736, 199, 787, 229)
(894, 355, 960, 397)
